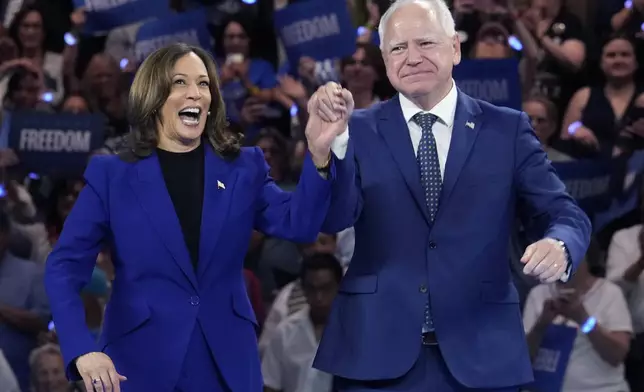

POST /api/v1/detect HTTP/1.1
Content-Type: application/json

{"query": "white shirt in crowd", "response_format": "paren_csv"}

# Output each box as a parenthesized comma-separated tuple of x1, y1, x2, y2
(0, 348, 20, 392)
(261, 308, 332, 392)
(606, 223, 644, 334)
(259, 281, 307, 355)
(523, 279, 632, 392)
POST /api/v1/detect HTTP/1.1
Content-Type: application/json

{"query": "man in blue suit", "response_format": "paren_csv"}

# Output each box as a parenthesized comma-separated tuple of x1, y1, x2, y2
(308, 0, 592, 390)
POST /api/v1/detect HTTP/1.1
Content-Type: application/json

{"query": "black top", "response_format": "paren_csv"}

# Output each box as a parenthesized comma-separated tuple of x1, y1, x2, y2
(580, 85, 644, 157)
(157, 143, 205, 269)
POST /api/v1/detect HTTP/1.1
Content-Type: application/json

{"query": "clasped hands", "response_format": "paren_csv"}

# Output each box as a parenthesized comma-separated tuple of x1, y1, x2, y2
(305, 82, 354, 166)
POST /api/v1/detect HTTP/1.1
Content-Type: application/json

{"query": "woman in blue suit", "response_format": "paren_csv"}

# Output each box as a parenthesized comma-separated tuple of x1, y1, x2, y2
(44, 43, 349, 392)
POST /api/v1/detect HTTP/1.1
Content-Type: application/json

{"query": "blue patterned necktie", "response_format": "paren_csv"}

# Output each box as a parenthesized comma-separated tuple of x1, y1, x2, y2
(413, 112, 441, 333)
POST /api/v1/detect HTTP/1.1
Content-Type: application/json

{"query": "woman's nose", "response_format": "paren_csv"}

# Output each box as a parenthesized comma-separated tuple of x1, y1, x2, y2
(186, 83, 202, 99)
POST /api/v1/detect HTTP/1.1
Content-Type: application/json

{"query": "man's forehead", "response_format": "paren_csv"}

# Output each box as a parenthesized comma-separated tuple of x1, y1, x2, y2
(385, 6, 443, 38)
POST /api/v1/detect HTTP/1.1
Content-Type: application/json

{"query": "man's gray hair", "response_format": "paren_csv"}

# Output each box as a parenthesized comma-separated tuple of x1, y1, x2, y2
(29, 343, 63, 369)
(378, 0, 456, 49)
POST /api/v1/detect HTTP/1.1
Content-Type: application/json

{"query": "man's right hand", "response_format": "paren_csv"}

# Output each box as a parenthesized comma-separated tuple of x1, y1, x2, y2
(76, 352, 126, 392)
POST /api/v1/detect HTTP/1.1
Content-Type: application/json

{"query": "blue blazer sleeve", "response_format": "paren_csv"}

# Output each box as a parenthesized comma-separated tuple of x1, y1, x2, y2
(44, 156, 111, 379)
(321, 136, 363, 234)
(253, 147, 337, 242)
(514, 112, 591, 272)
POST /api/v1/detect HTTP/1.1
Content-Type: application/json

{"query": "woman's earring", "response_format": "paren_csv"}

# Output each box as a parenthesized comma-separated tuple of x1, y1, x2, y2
(208, 111, 211, 116)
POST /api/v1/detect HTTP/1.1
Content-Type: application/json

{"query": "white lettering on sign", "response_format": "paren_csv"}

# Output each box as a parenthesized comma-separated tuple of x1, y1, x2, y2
(457, 79, 509, 102)
(315, 58, 338, 84)
(19, 129, 92, 153)
(135, 30, 201, 62)
(533, 348, 560, 373)
(85, 0, 137, 12)
(281, 14, 340, 47)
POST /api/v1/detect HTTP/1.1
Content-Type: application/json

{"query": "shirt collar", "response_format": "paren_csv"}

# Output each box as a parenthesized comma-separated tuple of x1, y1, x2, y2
(399, 79, 458, 127)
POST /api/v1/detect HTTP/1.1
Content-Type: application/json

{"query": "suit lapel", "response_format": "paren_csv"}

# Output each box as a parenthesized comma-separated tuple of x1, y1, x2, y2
(378, 96, 431, 224)
(129, 154, 197, 289)
(439, 90, 482, 219)
(197, 146, 237, 278)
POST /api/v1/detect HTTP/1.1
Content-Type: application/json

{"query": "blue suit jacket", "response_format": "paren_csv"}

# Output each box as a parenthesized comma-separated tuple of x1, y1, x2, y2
(313, 92, 591, 388)
(44, 145, 335, 392)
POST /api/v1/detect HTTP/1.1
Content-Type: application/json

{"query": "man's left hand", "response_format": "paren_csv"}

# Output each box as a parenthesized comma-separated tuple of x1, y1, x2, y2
(521, 238, 568, 283)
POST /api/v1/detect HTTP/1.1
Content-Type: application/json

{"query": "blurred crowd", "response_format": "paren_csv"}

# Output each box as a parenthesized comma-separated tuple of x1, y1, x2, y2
(0, 0, 643, 391)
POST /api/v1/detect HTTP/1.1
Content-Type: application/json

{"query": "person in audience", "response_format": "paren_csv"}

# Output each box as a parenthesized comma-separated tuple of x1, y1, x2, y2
(4, 4, 64, 105)
(523, 240, 632, 392)
(44, 42, 344, 392)
(45, 178, 83, 245)
(606, 194, 644, 391)
(215, 16, 278, 130)
(523, 95, 572, 161)
(262, 253, 343, 392)
(259, 233, 338, 355)
(29, 343, 69, 392)
(521, 0, 587, 116)
(341, 42, 392, 108)
(561, 34, 644, 158)
(0, 348, 20, 392)
(605, 0, 644, 78)
(1, 66, 50, 111)
(80, 53, 129, 138)
(244, 128, 299, 299)
(60, 94, 89, 114)
(3, 178, 52, 263)
(0, 210, 50, 392)
(453, 0, 514, 57)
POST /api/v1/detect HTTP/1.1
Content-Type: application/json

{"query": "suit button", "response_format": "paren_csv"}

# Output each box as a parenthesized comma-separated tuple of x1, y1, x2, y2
(419, 285, 428, 293)
(190, 296, 200, 306)
(429, 241, 437, 249)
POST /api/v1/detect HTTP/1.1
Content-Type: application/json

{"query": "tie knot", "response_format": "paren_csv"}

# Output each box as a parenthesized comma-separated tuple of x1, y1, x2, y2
(412, 113, 438, 130)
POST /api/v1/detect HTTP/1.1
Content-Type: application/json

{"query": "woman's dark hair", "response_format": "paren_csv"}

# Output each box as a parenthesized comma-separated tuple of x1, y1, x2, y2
(299, 252, 344, 286)
(8, 4, 45, 55)
(124, 43, 240, 160)
(601, 32, 636, 53)
(213, 15, 256, 59)
(3, 66, 38, 103)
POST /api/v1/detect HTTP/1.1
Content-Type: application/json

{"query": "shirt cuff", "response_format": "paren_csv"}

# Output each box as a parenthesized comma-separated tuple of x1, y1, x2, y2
(330, 127, 349, 160)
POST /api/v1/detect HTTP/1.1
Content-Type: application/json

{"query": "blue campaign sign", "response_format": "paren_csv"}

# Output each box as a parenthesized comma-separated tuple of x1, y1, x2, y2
(8, 111, 105, 176)
(454, 58, 521, 110)
(530, 324, 577, 392)
(134, 10, 212, 63)
(274, 0, 356, 84)
(595, 150, 644, 231)
(73, 0, 170, 35)
(552, 157, 625, 217)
